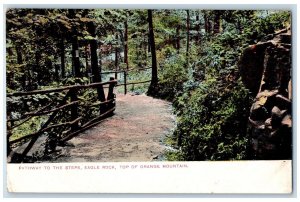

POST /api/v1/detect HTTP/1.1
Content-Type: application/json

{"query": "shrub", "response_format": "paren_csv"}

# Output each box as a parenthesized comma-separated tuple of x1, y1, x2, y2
(173, 77, 250, 160)
(156, 54, 189, 101)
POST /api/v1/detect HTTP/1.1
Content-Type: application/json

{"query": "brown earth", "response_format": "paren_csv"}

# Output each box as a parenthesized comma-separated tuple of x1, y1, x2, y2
(50, 93, 175, 162)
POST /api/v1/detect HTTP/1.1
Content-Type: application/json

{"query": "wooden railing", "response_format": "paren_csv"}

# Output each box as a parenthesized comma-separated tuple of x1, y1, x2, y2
(101, 67, 152, 94)
(7, 78, 117, 162)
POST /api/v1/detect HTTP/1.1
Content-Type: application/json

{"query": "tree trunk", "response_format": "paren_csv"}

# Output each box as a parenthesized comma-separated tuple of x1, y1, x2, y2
(147, 10, 158, 95)
(115, 34, 119, 79)
(53, 50, 59, 82)
(204, 12, 211, 33)
(85, 44, 90, 77)
(124, 20, 129, 70)
(34, 46, 41, 86)
(15, 44, 26, 90)
(87, 21, 106, 104)
(68, 9, 81, 78)
(213, 11, 221, 34)
(176, 25, 180, 53)
(144, 35, 148, 60)
(196, 13, 200, 43)
(54, 64, 59, 82)
(186, 10, 190, 67)
(98, 46, 102, 68)
(148, 33, 151, 53)
(15, 45, 23, 64)
(71, 35, 81, 77)
(60, 38, 65, 78)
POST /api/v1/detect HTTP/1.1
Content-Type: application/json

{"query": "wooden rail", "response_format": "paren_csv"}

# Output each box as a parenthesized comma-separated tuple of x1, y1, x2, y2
(7, 78, 117, 162)
(8, 65, 153, 162)
(100, 67, 152, 95)
(7, 101, 79, 122)
(7, 80, 116, 97)
(9, 103, 53, 129)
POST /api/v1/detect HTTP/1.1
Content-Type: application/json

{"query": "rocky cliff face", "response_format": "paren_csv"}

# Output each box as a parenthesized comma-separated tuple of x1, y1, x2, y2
(238, 29, 292, 160)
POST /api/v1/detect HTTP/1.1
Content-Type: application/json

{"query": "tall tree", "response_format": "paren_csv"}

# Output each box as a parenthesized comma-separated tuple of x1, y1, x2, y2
(15, 43, 23, 64)
(84, 44, 90, 77)
(60, 38, 65, 78)
(147, 9, 158, 95)
(204, 11, 211, 33)
(195, 10, 201, 43)
(124, 19, 129, 70)
(68, 9, 82, 77)
(115, 33, 119, 79)
(71, 34, 81, 77)
(213, 10, 221, 34)
(176, 25, 180, 53)
(87, 21, 106, 103)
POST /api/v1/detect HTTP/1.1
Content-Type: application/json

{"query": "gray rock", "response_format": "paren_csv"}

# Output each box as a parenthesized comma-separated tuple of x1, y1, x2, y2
(271, 106, 287, 128)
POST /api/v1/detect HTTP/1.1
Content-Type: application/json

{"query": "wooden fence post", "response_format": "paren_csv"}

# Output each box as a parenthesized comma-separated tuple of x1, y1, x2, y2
(107, 77, 116, 111)
(124, 70, 127, 95)
(107, 77, 116, 99)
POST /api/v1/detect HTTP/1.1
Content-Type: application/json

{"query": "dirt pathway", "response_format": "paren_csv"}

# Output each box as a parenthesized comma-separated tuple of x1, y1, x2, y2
(51, 94, 175, 162)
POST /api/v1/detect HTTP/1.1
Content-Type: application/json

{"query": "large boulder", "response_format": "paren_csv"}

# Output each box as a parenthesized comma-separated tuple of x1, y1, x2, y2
(238, 42, 271, 95)
(239, 29, 292, 160)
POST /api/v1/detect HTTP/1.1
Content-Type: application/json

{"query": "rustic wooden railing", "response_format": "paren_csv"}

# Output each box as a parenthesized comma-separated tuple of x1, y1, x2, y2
(101, 67, 152, 94)
(7, 78, 117, 162)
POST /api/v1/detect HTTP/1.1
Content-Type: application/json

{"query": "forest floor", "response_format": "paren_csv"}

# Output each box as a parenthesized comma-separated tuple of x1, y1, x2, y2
(50, 93, 176, 162)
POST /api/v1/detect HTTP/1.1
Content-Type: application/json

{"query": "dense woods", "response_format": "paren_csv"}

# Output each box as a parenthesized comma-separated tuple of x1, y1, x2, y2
(6, 9, 291, 162)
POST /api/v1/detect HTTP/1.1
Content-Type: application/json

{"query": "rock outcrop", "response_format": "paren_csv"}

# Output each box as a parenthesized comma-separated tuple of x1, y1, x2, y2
(238, 28, 292, 160)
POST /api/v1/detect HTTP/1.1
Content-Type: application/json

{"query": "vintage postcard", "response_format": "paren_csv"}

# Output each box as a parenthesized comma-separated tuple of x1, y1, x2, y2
(5, 5, 293, 193)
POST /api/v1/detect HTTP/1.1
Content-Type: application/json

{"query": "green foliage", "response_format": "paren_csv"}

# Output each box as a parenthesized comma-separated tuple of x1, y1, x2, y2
(62, 77, 89, 86)
(6, 9, 291, 161)
(156, 53, 189, 100)
(165, 150, 185, 161)
(10, 116, 48, 142)
(165, 10, 290, 161)
(172, 78, 250, 160)
(246, 11, 291, 41)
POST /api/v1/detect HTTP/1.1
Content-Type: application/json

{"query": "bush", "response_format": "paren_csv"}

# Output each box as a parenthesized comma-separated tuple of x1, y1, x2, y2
(155, 54, 189, 101)
(173, 77, 250, 160)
